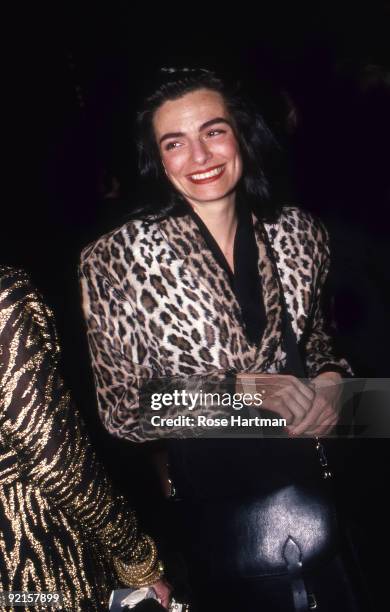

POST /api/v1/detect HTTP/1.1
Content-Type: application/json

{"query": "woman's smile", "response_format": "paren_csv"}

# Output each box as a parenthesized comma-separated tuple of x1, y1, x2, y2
(187, 163, 226, 184)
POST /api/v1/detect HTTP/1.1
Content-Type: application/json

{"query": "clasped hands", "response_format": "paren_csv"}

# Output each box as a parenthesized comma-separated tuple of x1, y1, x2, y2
(236, 371, 343, 437)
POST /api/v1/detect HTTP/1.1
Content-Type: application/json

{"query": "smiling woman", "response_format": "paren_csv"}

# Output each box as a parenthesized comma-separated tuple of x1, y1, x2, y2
(152, 88, 243, 270)
(134, 67, 278, 224)
(153, 89, 243, 209)
(79, 67, 368, 611)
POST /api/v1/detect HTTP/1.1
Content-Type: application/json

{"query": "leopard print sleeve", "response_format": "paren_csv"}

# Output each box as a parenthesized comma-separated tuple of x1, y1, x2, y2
(79, 248, 236, 443)
(79, 256, 152, 442)
(302, 220, 353, 378)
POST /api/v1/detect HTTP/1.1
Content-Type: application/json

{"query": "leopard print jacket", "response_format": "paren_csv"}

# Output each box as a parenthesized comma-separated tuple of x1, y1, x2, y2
(79, 206, 351, 442)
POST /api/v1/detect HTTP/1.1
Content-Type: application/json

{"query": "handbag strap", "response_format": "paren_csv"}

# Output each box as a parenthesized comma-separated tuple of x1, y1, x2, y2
(283, 537, 311, 612)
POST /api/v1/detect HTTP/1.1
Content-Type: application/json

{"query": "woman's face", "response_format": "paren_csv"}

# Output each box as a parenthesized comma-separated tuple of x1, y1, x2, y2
(152, 88, 243, 207)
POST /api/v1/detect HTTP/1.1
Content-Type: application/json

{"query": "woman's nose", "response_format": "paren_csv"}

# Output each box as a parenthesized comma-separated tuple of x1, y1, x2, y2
(190, 139, 212, 165)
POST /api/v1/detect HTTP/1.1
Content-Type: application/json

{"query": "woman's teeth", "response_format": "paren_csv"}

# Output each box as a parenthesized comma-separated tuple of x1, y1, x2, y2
(190, 166, 224, 180)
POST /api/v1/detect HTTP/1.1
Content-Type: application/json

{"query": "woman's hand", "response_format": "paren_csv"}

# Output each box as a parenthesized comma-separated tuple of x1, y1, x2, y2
(288, 371, 343, 436)
(151, 578, 172, 609)
(236, 373, 315, 427)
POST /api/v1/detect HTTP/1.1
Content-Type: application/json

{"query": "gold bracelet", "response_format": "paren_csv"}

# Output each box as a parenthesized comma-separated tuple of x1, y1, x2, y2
(112, 535, 163, 587)
(113, 556, 164, 588)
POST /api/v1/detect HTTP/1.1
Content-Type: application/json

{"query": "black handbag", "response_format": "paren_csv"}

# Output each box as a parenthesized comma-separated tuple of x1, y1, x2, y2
(163, 291, 368, 611)
(166, 425, 341, 612)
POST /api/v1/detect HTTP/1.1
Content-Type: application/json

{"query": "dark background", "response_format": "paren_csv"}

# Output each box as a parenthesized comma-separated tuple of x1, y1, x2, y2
(3, 3, 390, 607)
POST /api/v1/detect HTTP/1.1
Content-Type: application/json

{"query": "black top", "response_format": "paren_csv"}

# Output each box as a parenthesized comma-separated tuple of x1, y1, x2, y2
(188, 202, 266, 345)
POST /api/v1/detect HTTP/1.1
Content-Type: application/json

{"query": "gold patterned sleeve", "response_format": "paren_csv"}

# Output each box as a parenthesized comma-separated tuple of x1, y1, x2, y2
(0, 267, 163, 587)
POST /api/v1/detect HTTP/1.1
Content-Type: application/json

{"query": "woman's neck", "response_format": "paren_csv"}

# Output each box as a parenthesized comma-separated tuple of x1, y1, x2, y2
(189, 196, 238, 264)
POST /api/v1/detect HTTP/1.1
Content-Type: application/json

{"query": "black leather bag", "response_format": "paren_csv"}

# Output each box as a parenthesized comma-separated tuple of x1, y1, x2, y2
(181, 482, 337, 578)
(164, 330, 365, 610)
(167, 434, 340, 611)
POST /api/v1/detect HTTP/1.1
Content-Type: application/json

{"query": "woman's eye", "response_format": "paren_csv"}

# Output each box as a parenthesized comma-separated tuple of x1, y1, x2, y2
(207, 129, 225, 137)
(165, 141, 181, 151)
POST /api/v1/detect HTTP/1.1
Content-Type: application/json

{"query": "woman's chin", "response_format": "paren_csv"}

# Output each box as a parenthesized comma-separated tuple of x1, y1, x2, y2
(180, 188, 237, 207)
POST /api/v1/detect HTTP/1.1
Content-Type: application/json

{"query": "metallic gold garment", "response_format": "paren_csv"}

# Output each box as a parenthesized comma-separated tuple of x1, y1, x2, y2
(0, 267, 159, 611)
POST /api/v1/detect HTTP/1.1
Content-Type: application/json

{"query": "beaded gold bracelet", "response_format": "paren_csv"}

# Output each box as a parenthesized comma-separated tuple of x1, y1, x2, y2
(113, 535, 164, 587)
(113, 556, 164, 588)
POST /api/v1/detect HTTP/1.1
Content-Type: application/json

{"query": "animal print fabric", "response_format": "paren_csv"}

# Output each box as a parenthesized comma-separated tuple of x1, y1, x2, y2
(0, 267, 158, 610)
(80, 206, 351, 442)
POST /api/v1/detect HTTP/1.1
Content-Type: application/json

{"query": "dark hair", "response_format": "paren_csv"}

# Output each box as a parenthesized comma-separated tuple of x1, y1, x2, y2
(133, 67, 280, 221)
